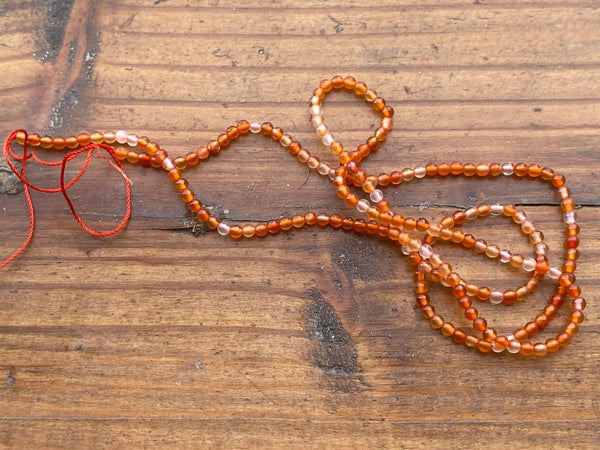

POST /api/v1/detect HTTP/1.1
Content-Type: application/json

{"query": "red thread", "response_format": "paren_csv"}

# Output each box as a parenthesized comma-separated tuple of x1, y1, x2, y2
(1, 130, 132, 269)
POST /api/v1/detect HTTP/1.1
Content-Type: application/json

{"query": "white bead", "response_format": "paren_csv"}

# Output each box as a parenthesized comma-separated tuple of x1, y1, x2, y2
(418, 244, 433, 259)
(490, 291, 504, 304)
(400, 245, 410, 256)
(535, 243, 549, 255)
(309, 105, 321, 117)
(115, 130, 128, 144)
(369, 189, 383, 203)
(499, 250, 512, 263)
(328, 170, 336, 180)
(217, 223, 230, 236)
(414, 167, 426, 178)
(161, 158, 175, 171)
(249, 122, 261, 133)
(490, 204, 503, 215)
(321, 133, 334, 147)
(501, 163, 514, 175)
(356, 199, 370, 213)
(126, 134, 138, 146)
(522, 257, 537, 272)
(548, 267, 562, 279)
(564, 211, 577, 224)
(311, 116, 323, 127)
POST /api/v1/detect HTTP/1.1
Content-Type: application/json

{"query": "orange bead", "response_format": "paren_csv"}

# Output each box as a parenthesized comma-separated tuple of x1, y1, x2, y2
(90, 132, 104, 144)
(53, 137, 67, 150)
(77, 133, 91, 146)
(255, 224, 268, 237)
(520, 342, 534, 356)
(316, 214, 329, 227)
(242, 225, 255, 238)
(180, 189, 195, 203)
(329, 214, 343, 228)
(40, 136, 53, 149)
(279, 217, 293, 231)
(267, 220, 280, 234)
(292, 215, 305, 228)
(15, 131, 26, 145)
(126, 151, 139, 164)
(229, 226, 243, 239)
(237, 120, 250, 134)
(27, 134, 41, 146)
(305, 212, 317, 226)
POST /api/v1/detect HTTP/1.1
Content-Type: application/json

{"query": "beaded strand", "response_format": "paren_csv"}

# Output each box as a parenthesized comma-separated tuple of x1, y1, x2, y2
(2, 75, 586, 357)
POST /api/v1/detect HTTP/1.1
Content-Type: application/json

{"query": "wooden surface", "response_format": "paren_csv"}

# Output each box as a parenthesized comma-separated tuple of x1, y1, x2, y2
(1, 0, 599, 448)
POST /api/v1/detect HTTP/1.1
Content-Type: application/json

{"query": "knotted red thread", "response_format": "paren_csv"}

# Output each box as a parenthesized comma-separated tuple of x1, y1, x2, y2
(1, 130, 132, 269)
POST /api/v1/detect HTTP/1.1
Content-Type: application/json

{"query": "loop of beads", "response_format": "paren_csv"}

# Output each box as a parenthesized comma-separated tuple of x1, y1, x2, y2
(2, 75, 586, 357)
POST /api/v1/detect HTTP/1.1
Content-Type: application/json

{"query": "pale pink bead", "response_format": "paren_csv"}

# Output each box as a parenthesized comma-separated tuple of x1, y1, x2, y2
(126, 134, 138, 147)
(414, 167, 427, 178)
(400, 245, 410, 255)
(548, 266, 562, 279)
(572, 297, 586, 311)
(217, 223, 230, 236)
(115, 130, 128, 144)
(280, 134, 292, 146)
(490, 204, 503, 215)
(321, 133, 334, 147)
(522, 257, 537, 272)
(369, 189, 383, 203)
(161, 158, 175, 171)
(564, 211, 577, 224)
(311, 116, 323, 127)
(356, 199, 370, 213)
(418, 244, 434, 259)
(535, 243, 549, 255)
(465, 207, 478, 220)
(382, 117, 393, 131)
(309, 105, 321, 117)
(408, 239, 422, 252)
(501, 163, 514, 175)
(490, 291, 504, 304)
(430, 253, 443, 266)
(507, 339, 521, 354)
(557, 186, 570, 199)
(474, 240, 487, 252)
(307, 157, 319, 169)
(328, 170, 336, 180)
(317, 163, 330, 176)
(499, 250, 512, 263)
(309, 96, 321, 106)
(249, 122, 261, 133)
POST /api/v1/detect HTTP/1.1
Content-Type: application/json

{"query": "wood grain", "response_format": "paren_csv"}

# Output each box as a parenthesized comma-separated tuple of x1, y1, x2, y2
(0, 0, 598, 448)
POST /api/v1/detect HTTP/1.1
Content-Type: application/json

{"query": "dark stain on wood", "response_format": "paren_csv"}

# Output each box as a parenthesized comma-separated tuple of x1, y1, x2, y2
(36, 0, 76, 64)
(306, 288, 364, 393)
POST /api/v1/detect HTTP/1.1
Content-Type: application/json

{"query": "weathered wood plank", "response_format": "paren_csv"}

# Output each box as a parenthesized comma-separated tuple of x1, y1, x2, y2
(0, 0, 598, 448)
